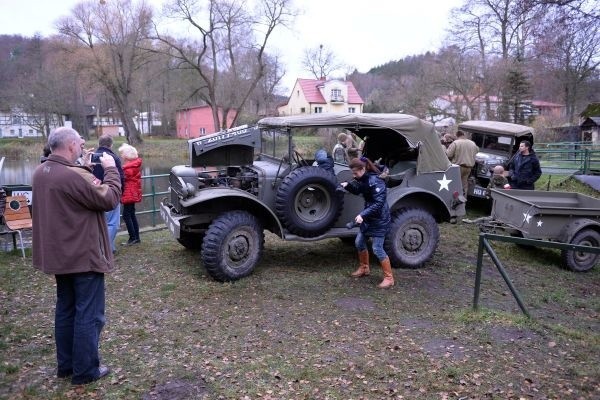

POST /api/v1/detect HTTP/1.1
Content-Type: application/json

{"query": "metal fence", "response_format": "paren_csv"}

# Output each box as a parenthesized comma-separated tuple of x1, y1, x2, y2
(136, 173, 170, 228)
(535, 142, 600, 175)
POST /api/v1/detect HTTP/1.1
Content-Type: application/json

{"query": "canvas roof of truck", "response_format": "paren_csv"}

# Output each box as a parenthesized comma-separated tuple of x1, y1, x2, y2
(257, 113, 451, 173)
(458, 120, 534, 137)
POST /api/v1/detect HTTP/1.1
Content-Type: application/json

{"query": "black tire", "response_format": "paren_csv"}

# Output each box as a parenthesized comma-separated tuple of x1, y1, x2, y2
(176, 232, 204, 251)
(384, 208, 440, 269)
(201, 211, 264, 281)
(275, 166, 343, 237)
(561, 229, 600, 272)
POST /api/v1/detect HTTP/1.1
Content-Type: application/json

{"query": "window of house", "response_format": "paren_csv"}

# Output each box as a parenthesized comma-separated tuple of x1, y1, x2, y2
(314, 107, 323, 113)
(348, 107, 356, 113)
(29, 129, 34, 134)
(11, 116, 21, 125)
(10, 129, 15, 135)
(300, 107, 306, 113)
(331, 89, 342, 100)
(199, 127, 206, 135)
(297, 90, 300, 97)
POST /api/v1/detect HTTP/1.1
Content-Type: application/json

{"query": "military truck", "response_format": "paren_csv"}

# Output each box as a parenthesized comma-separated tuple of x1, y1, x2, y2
(458, 120, 534, 199)
(161, 113, 466, 281)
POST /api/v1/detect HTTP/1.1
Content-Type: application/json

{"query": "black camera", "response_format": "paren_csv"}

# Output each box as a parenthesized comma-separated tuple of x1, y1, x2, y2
(346, 220, 359, 229)
(91, 153, 103, 163)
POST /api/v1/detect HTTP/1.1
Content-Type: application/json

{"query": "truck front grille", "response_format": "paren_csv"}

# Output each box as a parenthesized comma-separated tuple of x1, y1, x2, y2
(169, 172, 185, 197)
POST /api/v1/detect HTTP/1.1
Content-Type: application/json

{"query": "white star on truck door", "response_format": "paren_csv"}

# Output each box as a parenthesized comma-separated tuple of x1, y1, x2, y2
(437, 174, 451, 191)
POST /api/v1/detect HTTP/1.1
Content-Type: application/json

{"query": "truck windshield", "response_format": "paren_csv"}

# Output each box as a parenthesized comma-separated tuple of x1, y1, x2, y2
(471, 133, 513, 153)
(261, 129, 289, 158)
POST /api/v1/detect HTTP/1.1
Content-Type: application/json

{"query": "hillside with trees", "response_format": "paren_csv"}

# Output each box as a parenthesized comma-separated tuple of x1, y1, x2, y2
(0, 0, 597, 141)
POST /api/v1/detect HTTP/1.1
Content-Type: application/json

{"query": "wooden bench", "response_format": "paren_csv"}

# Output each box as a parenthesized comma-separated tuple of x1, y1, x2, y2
(0, 196, 32, 258)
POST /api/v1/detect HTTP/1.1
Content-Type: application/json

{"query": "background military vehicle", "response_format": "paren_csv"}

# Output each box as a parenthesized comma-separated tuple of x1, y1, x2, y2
(458, 120, 534, 199)
(161, 113, 466, 281)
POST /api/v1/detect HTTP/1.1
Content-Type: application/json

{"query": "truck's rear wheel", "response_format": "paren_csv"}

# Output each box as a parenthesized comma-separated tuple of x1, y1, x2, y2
(201, 211, 264, 281)
(384, 208, 439, 269)
(561, 229, 599, 272)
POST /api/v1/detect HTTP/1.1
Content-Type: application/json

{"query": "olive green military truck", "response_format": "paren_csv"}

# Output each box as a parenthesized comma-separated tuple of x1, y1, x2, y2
(161, 113, 466, 281)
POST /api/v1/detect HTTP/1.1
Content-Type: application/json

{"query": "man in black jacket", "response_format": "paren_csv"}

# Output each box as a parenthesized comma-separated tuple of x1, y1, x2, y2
(92, 135, 125, 252)
(508, 140, 542, 190)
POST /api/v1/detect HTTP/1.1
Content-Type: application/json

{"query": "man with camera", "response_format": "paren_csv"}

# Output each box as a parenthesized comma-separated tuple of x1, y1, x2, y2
(92, 135, 125, 254)
(32, 127, 121, 385)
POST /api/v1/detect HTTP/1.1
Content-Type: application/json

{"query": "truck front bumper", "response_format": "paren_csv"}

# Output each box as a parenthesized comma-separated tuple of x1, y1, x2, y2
(160, 201, 183, 239)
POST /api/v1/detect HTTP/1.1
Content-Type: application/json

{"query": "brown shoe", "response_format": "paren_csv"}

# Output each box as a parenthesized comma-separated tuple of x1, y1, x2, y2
(377, 257, 394, 289)
(351, 250, 370, 277)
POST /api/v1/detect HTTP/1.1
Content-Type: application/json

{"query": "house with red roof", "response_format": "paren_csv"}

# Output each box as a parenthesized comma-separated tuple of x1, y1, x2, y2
(277, 78, 364, 116)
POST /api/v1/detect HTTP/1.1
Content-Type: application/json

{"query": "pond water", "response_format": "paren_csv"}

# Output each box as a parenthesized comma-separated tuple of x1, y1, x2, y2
(0, 156, 185, 230)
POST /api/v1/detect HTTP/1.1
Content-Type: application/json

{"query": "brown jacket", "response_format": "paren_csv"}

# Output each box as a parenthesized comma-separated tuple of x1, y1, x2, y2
(32, 154, 121, 275)
(446, 138, 479, 168)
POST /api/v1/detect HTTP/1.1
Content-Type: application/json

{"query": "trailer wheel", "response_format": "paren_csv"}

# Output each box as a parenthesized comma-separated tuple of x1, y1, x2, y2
(561, 229, 599, 272)
(201, 211, 264, 281)
(384, 208, 440, 269)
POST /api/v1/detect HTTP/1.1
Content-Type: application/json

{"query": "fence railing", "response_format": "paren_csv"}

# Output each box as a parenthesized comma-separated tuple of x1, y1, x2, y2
(535, 144, 600, 175)
(136, 173, 170, 228)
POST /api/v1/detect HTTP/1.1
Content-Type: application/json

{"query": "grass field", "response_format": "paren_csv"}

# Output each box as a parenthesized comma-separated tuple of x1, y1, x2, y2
(1, 199, 598, 399)
(2, 137, 599, 399)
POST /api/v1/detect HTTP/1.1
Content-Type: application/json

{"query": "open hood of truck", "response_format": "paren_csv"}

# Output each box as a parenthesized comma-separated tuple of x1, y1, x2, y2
(187, 125, 260, 167)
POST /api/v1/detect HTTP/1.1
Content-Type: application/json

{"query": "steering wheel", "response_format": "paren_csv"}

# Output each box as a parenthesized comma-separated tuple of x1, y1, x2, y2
(293, 150, 308, 167)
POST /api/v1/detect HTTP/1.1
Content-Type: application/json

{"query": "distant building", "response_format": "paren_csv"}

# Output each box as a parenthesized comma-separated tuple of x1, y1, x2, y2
(430, 94, 565, 122)
(175, 105, 237, 139)
(0, 109, 63, 138)
(277, 78, 364, 116)
(580, 117, 600, 144)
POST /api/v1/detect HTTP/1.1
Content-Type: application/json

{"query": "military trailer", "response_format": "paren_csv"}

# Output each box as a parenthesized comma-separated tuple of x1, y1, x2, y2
(458, 121, 534, 199)
(489, 189, 600, 271)
(161, 113, 466, 281)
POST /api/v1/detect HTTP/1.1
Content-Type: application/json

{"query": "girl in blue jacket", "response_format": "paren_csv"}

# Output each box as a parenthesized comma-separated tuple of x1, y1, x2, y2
(341, 157, 394, 288)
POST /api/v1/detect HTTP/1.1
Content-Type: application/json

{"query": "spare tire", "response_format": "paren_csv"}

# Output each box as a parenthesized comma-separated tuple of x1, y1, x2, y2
(275, 166, 343, 237)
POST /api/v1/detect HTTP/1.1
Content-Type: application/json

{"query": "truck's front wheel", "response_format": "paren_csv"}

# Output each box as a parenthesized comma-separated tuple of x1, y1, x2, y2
(202, 211, 264, 281)
(384, 208, 439, 269)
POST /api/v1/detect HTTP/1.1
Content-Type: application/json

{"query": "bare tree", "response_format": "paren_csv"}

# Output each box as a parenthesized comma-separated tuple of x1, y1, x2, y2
(57, 0, 154, 144)
(152, 0, 295, 131)
(533, 6, 600, 122)
(301, 44, 345, 80)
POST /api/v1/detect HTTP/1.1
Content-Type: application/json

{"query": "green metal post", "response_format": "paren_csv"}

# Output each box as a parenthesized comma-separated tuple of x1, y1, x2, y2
(482, 239, 531, 318)
(473, 234, 485, 311)
(150, 176, 157, 226)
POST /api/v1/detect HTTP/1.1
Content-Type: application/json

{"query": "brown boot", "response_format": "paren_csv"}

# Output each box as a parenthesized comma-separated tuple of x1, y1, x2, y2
(351, 250, 370, 277)
(377, 257, 394, 289)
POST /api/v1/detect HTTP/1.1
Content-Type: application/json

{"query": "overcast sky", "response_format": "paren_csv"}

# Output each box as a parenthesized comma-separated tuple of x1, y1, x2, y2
(0, 0, 463, 92)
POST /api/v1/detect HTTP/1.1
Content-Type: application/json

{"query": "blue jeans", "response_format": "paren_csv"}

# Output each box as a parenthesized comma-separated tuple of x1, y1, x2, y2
(55, 272, 105, 384)
(122, 203, 139, 241)
(105, 204, 121, 252)
(355, 233, 388, 261)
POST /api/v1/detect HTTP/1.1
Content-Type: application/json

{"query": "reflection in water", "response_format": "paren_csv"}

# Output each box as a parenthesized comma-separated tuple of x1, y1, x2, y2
(1, 156, 185, 230)
(0, 157, 181, 185)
